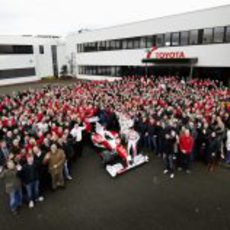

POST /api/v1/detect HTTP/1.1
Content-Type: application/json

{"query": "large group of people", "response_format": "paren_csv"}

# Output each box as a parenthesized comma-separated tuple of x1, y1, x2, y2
(0, 75, 229, 214)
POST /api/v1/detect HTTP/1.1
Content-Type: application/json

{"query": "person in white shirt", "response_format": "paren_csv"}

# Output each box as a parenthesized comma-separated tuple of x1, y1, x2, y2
(118, 114, 134, 141)
(127, 127, 140, 158)
(70, 123, 86, 158)
(225, 128, 230, 164)
(36, 120, 49, 134)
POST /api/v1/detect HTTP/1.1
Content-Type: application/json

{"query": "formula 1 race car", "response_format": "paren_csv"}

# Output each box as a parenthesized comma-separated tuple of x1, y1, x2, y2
(91, 122, 149, 178)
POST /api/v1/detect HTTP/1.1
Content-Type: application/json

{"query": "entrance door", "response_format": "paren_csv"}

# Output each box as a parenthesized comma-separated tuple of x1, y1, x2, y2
(51, 45, 58, 77)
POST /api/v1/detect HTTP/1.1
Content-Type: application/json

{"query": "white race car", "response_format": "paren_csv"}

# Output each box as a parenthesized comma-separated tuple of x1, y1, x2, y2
(91, 122, 149, 177)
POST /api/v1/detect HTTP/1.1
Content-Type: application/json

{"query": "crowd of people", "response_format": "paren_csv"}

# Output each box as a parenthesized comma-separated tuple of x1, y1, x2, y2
(0, 75, 229, 214)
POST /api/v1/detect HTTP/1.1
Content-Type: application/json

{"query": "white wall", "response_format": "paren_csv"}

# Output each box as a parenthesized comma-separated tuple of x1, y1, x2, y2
(57, 41, 67, 75)
(0, 76, 39, 86)
(0, 55, 35, 69)
(64, 4, 230, 77)
(0, 36, 60, 85)
(33, 38, 59, 78)
(75, 44, 230, 67)
(70, 5, 230, 42)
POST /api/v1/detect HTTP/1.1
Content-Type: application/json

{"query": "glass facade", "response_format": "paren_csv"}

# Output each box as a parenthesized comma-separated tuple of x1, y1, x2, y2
(0, 45, 33, 54)
(180, 31, 189, 46)
(189, 30, 199, 45)
(79, 66, 121, 77)
(77, 25, 230, 53)
(213, 27, 225, 43)
(156, 34, 164, 47)
(0, 68, 36, 79)
(225, 26, 230, 42)
(164, 33, 171, 47)
(202, 28, 213, 44)
(172, 32, 180, 46)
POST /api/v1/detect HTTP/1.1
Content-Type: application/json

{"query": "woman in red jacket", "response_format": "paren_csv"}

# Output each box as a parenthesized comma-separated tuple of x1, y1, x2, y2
(179, 129, 194, 173)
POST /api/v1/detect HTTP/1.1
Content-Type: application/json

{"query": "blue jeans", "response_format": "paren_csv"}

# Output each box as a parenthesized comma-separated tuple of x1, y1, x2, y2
(140, 135, 149, 150)
(9, 189, 22, 212)
(25, 180, 40, 201)
(148, 136, 157, 153)
(226, 150, 230, 164)
(164, 154, 175, 173)
(64, 160, 71, 178)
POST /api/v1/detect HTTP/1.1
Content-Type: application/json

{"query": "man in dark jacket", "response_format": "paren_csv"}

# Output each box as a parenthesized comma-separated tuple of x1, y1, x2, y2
(206, 131, 221, 172)
(163, 129, 177, 179)
(147, 118, 157, 154)
(33, 146, 50, 193)
(136, 117, 148, 151)
(19, 155, 44, 208)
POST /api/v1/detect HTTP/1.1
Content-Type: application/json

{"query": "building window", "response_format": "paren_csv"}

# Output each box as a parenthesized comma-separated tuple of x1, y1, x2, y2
(39, 45, 44, 54)
(106, 41, 110, 50)
(110, 40, 116, 50)
(156, 34, 164, 47)
(140, 37, 147, 48)
(111, 66, 116, 76)
(202, 28, 213, 44)
(82, 44, 85, 52)
(133, 38, 140, 49)
(225, 26, 230, 42)
(146, 36, 154, 48)
(0, 45, 33, 54)
(122, 39, 128, 49)
(164, 33, 171, 46)
(115, 40, 121, 49)
(172, 32, 180, 46)
(127, 39, 134, 49)
(189, 30, 199, 45)
(180, 31, 189, 46)
(84, 43, 88, 52)
(77, 44, 80, 52)
(101, 41, 106, 51)
(213, 27, 225, 43)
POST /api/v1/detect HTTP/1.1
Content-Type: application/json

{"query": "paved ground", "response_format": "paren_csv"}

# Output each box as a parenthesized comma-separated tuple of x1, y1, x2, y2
(0, 147, 230, 230)
(0, 81, 230, 230)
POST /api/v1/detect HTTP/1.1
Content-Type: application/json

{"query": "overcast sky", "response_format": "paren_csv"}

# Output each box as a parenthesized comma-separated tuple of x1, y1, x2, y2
(0, 0, 229, 36)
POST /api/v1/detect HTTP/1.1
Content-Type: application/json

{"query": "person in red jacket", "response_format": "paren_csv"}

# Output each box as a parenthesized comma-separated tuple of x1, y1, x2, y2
(179, 129, 194, 173)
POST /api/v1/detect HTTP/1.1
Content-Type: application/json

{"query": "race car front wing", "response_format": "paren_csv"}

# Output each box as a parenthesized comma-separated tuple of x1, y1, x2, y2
(106, 154, 149, 178)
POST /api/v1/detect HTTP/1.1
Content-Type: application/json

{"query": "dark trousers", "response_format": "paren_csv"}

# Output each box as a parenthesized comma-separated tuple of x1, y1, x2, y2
(164, 154, 175, 173)
(148, 136, 157, 153)
(226, 150, 230, 164)
(181, 154, 191, 170)
(39, 167, 51, 192)
(157, 137, 164, 156)
(139, 134, 149, 151)
(25, 180, 40, 201)
(75, 141, 83, 157)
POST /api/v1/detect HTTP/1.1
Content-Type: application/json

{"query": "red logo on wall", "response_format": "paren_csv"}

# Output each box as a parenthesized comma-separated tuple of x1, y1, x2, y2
(146, 46, 186, 59)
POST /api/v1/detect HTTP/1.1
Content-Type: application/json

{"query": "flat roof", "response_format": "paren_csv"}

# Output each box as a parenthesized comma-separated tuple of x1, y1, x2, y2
(73, 4, 230, 35)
